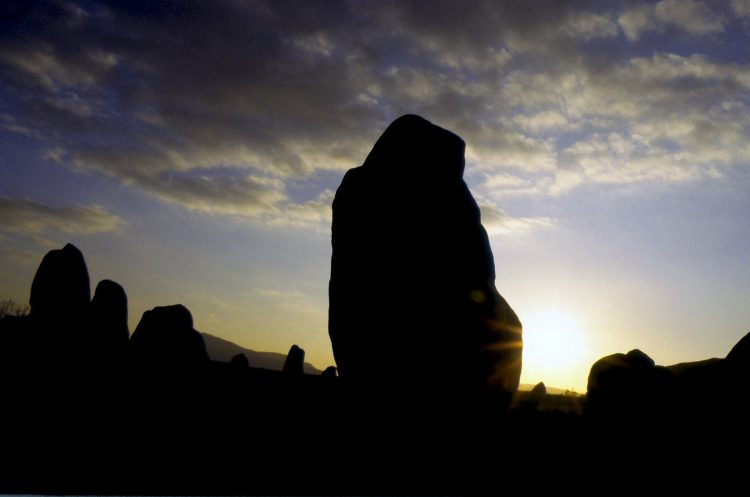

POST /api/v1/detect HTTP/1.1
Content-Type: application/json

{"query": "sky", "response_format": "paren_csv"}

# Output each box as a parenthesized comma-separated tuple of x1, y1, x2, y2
(2, 0, 750, 391)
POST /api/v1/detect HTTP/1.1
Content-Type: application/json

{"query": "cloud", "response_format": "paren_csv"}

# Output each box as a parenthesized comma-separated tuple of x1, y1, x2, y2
(559, 12, 620, 41)
(514, 110, 572, 134)
(732, 0, 750, 18)
(255, 287, 326, 318)
(477, 201, 554, 236)
(266, 190, 334, 232)
(1, 0, 749, 220)
(479, 47, 750, 194)
(140, 172, 287, 218)
(0, 197, 123, 236)
(0, 0, 383, 190)
(0, 196, 123, 269)
(619, 0, 725, 41)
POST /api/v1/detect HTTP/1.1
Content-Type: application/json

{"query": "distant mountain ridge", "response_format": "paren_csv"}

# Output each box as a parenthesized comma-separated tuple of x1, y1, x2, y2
(201, 333, 322, 375)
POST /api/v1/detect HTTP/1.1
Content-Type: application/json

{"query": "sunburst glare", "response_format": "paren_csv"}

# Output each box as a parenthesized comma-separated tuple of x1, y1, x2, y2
(521, 308, 588, 391)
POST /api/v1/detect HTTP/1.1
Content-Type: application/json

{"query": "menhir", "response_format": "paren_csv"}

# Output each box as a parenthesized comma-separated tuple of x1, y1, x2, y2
(329, 114, 522, 410)
(28, 243, 91, 361)
(30, 243, 90, 326)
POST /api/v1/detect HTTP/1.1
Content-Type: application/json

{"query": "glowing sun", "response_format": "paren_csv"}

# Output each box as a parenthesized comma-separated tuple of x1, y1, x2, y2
(521, 308, 587, 386)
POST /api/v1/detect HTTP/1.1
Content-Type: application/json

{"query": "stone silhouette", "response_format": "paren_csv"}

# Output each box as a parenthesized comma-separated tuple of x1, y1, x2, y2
(26, 243, 92, 365)
(721, 331, 750, 409)
(321, 366, 338, 378)
(230, 353, 250, 368)
(87, 279, 129, 360)
(587, 349, 676, 418)
(283, 344, 305, 375)
(328, 114, 522, 410)
(129, 304, 209, 369)
(30, 243, 90, 325)
(4, 241, 750, 493)
(531, 381, 547, 394)
(663, 330, 750, 417)
(726, 330, 750, 371)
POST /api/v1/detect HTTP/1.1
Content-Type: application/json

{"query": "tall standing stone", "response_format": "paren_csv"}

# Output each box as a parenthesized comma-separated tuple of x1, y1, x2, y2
(30, 243, 90, 324)
(328, 115, 522, 410)
(28, 243, 91, 364)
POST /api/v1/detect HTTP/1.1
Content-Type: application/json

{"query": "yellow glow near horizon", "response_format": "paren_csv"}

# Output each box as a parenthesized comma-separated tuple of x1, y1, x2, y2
(521, 308, 588, 391)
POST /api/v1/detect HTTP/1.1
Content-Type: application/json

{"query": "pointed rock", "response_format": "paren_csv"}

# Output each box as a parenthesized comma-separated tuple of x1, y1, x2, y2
(283, 344, 305, 375)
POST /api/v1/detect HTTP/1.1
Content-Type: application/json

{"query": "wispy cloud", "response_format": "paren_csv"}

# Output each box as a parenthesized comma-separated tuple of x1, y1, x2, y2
(619, 0, 726, 41)
(478, 201, 554, 236)
(0, 196, 124, 262)
(265, 190, 334, 232)
(0, 197, 123, 235)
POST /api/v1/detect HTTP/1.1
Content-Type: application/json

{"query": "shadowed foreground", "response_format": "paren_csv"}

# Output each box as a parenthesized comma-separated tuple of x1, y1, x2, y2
(1, 246, 749, 494)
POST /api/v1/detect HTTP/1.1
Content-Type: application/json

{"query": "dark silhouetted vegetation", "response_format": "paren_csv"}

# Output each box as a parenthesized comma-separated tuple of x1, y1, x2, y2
(0, 299, 29, 318)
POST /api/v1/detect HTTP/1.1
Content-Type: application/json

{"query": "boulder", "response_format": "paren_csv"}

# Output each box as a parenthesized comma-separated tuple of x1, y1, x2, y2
(328, 114, 522, 410)
(587, 349, 675, 419)
(531, 381, 547, 394)
(230, 353, 250, 368)
(321, 366, 338, 378)
(129, 305, 208, 369)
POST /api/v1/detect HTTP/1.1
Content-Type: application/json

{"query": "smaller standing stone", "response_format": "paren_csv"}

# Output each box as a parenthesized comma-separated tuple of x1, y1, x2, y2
(531, 382, 547, 394)
(321, 366, 338, 378)
(88, 279, 129, 358)
(130, 304, 209, 369)
(283, 345, 305, 375)
(230, 353, 250, 369)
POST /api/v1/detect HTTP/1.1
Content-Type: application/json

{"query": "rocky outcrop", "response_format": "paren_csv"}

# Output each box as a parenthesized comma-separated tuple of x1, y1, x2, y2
(328, 114, 522, 410)
(129, 304, 209, 369)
